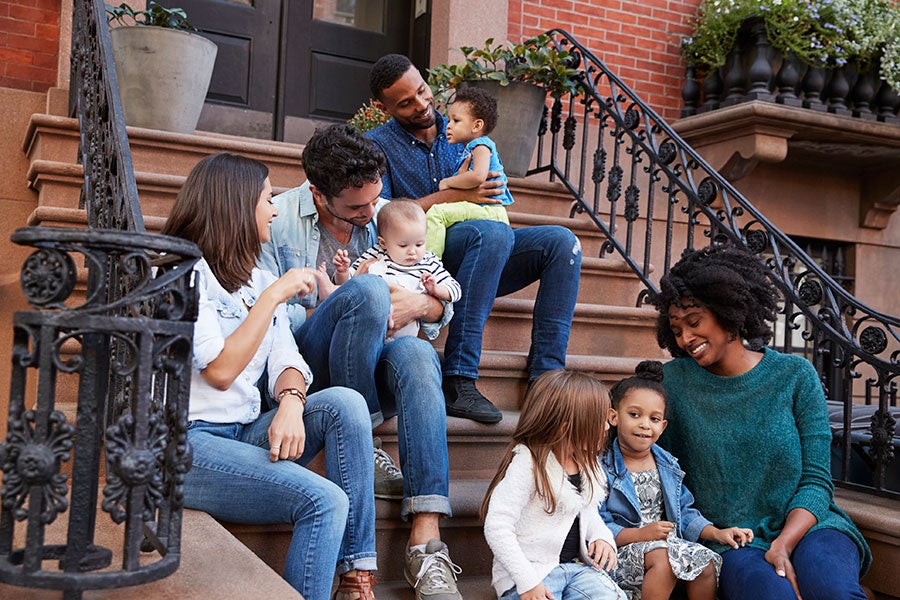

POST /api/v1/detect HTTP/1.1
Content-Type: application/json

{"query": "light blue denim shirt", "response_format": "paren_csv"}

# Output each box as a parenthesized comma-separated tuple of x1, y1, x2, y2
(258, 181, 453, 339)
(600, 438, 713, 543)
(190, 258, 312, 424)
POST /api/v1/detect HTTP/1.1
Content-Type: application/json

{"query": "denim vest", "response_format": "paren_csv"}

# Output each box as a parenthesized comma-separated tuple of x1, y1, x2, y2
(600, 439, 712, 543)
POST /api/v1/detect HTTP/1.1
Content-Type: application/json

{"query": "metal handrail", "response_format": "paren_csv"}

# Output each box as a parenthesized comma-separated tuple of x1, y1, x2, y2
(529, 29, 898, 496)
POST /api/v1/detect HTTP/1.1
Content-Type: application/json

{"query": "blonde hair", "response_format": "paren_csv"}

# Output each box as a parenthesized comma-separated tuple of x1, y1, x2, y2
(377, 199, 425, 238)
(481, 369, 611, 518)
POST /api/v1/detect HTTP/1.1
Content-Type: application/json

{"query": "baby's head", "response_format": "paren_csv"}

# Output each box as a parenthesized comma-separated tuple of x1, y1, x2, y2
(445, 87, 499, 145)
(376, 200, 427, 266)
(608, 360, 668, 450)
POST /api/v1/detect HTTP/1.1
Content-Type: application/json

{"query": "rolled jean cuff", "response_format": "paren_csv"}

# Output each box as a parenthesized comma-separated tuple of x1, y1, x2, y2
(337, 553, 378, 576)
(370, 410, 384, 429)
(401, 494, 452, 521)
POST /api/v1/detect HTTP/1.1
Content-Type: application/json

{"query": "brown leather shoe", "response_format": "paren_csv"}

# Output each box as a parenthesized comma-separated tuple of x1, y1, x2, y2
(332, 570, 376, 600)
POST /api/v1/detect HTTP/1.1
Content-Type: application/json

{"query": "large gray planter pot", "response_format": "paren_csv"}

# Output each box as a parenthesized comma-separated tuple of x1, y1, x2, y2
(111, 26, 217, 134)
(467, 80, 547, 178)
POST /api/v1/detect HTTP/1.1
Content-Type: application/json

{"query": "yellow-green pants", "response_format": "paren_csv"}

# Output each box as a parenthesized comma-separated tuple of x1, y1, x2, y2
(425, 202, 510, 258)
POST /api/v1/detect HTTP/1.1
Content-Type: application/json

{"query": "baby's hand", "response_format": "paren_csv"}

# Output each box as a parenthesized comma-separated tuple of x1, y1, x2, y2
(641, 521, 675, 541)
(421, 272, 437, 294)
(332, 249, 350, 273)
(712, 526, 754, 549)
(587, 539, 617, 571)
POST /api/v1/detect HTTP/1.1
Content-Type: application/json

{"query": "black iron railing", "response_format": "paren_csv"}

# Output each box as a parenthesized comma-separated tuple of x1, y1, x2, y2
(0, 0, 200, 597)
(530, 29, 899, 497)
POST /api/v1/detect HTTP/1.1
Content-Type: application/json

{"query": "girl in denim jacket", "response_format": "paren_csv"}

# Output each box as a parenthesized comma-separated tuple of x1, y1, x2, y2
(599, 361, 753, 600)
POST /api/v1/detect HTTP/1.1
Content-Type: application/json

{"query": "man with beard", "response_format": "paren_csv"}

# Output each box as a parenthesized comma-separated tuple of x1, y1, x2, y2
(259, 124, 463, 600)
(367, 54, 582, 425)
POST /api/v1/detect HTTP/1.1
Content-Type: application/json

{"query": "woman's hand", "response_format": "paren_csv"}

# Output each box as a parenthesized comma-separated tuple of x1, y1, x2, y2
(268, 393, 306, 462)
(765, 539, 803, 600)
(520, 583, 554, 600)
(266, 268, 317, 304)
(588, 539, 617, 571)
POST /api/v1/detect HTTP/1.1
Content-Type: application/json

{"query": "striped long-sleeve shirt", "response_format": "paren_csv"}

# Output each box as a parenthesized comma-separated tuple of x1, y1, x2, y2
(350, 244, 462, 302)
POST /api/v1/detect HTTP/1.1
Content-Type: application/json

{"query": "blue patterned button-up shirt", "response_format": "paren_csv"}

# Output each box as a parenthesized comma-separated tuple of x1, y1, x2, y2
(367, 112, 464, 200)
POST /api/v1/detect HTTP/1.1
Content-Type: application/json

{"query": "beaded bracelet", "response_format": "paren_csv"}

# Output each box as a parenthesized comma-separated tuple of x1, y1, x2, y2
(276, 387, 307, 407)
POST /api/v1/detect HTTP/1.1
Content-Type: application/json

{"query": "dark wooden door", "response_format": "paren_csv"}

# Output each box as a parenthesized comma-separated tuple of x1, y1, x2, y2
(159, 0, 415, 142)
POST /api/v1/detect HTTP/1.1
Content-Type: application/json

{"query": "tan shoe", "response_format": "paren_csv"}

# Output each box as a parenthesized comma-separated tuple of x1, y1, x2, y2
(332, 570, 376, 600)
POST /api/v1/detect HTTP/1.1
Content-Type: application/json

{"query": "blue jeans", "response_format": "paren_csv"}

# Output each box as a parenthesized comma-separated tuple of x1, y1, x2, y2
(719, 529, 867, 600)
(183, 387, 376, 600)
(499, 562, 626, 599)
(441, 221, 581, 380)
(294, 275, 451, 519)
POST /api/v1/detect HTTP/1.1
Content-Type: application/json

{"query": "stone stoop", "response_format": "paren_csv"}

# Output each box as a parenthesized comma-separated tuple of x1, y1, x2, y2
(836, 489, 900, 600)
(0, 509, 301, 600)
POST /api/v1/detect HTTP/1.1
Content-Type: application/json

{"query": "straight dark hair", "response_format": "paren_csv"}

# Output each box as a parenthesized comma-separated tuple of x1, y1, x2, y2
(162, 152, 269, 293)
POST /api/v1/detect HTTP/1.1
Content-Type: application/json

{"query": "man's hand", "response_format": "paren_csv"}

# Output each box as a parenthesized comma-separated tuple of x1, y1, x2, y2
(354, 257, 378, 275)
(474, 172, 506, 205)
(387, 284, 441, 335)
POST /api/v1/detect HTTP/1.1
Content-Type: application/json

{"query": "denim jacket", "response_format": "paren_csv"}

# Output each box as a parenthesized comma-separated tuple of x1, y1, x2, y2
(600, 439, 712, 543)
(258, 181, 452, 339)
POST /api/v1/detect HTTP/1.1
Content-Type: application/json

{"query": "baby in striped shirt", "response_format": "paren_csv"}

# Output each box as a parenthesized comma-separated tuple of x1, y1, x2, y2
(327, 199, 461, 340)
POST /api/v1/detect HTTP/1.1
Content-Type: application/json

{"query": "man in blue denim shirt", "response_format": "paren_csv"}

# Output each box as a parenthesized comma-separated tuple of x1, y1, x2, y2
(259, 125, 463, 600)
(367, 54, 582, 425)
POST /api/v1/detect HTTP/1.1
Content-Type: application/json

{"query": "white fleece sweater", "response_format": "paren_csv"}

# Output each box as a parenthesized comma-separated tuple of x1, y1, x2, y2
(483, 444, 617, 596)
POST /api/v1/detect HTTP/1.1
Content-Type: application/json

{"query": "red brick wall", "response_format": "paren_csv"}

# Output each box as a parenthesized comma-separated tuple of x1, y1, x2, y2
(0, 0, 61, 93)
(508, 0, 701, 122)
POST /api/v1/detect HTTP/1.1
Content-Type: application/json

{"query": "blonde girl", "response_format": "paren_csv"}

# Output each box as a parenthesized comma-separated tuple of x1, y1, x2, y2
(482, 370, 626, 600)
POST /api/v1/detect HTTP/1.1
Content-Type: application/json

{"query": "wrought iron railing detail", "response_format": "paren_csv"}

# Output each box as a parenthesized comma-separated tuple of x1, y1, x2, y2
(0, 0, 201, 597)
(0, 228, 199, 596)
(530, 29, 899, 497)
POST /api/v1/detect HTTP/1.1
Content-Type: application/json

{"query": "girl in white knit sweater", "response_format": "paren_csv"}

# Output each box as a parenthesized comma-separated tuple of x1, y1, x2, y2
(482, 370, 627, 600)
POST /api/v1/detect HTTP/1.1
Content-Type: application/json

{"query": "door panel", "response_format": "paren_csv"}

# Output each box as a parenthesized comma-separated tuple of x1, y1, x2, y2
(158, 0, 414, 141)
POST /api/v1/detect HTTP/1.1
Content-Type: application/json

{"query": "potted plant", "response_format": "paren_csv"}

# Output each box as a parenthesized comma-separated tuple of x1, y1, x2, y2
(680, 0, 900, 90)
(106, 2, 218, 134)
(347, 99, 391, 133)
(427, 34, 581, 177)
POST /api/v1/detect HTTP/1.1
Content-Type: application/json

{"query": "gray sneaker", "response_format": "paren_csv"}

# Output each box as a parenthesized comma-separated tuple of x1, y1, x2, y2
(404, 539, 463, 600)
(373, 437, 404, 500)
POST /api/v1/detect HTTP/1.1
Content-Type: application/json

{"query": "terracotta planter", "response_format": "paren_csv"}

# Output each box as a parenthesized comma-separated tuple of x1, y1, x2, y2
(466, 80, 548, 178)
(111, 26, 217, 134)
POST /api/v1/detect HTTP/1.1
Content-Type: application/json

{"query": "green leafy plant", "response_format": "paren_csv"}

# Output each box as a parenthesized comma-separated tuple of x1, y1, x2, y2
(681, 0, 900, 88)
(427, 34, 581, 107)
(105, 1, 197, 30)
(347, 99, 391, 132)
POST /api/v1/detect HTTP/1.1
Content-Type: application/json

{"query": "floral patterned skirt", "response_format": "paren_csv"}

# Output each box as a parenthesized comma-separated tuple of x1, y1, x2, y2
(610, 532, 722, 600)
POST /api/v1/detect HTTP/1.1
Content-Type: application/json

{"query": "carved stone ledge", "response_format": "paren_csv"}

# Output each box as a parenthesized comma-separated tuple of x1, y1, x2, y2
(673, 101, 900, 229)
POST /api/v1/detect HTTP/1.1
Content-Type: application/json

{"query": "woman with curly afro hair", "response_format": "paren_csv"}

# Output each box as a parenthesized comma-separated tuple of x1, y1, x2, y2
(653, 244, 870, 600)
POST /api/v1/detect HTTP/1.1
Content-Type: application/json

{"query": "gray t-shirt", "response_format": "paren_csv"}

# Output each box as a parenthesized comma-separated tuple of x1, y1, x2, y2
(316, 224, 371, 281)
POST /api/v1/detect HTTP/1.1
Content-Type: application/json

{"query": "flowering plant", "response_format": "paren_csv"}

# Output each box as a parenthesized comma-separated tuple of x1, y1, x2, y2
(347, 99, 390, 132)
(681, 0, 900, 88)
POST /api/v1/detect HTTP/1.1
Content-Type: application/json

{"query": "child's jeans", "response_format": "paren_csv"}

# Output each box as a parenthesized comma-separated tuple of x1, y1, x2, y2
(499, 561, 626, 599)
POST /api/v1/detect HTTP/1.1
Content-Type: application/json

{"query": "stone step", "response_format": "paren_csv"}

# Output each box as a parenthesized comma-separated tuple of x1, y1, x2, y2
(374, 576, 495, 600)
(223, 478, 494, 585)
(430, 298, 663, 359)
(507, 255, 650, 307)
(0, 509, 300, 599)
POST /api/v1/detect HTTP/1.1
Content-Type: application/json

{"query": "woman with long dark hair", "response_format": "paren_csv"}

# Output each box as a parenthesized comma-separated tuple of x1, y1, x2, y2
(163, 152, 377, 600)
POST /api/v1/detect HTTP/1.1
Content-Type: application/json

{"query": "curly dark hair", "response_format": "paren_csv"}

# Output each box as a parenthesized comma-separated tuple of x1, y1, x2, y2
(369, 53, 413, 100)
(609, 360, 667, 410)
(654, 245, 781, 357)
(301, 124, 386, 200)
(454, 87, 499, 135)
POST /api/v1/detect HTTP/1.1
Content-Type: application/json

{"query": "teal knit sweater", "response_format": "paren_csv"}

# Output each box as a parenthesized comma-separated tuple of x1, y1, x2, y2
(660, 347, 871, 574)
